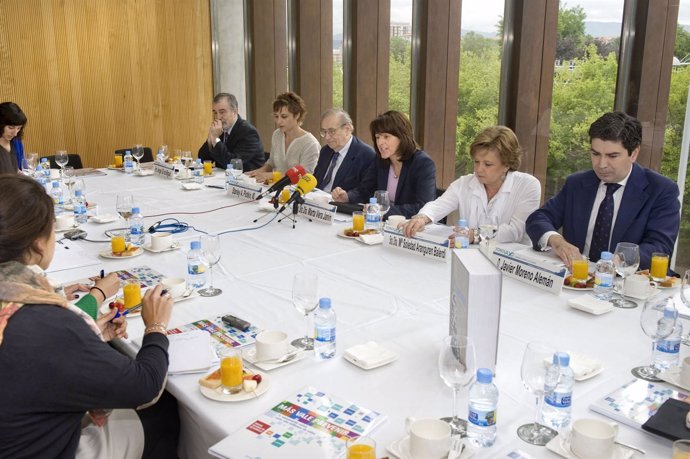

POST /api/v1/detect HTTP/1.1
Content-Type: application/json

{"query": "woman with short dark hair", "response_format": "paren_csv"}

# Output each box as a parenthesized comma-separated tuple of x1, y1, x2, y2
(0, 101, 27, 173)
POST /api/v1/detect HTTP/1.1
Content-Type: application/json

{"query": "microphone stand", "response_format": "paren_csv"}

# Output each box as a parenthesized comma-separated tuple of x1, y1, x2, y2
(251, 189, 283, 223)
(278, 195, 304, 229)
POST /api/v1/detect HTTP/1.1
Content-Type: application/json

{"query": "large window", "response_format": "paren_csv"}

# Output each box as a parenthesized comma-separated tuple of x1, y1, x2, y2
(333, 0, 344, 109)
(455, 0, 504, 177)
(662, 1, 690, 273)
(389, 0, 412, 115)
(546, 2, 624, 199)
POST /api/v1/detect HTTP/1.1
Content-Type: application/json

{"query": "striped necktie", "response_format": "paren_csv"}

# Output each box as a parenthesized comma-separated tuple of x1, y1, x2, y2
(588, 183, 621, 261)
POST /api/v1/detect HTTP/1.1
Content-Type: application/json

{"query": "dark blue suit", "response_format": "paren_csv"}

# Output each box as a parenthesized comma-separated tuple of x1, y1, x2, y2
(526, 163, 680, 270)
(198, 116, 265, 171)
(350, 149, 437, 218)
(313, 136, 375, 193)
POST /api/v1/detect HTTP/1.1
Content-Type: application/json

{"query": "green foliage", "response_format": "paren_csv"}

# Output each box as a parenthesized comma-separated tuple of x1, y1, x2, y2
(675, 27, 690, 61)
(333, 62, 343, 109)
(556, 4, 589, 60)
(388, 38, 411, 115)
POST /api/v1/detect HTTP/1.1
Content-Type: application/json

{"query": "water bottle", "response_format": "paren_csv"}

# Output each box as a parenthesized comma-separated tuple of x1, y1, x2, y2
(654, 306, 682, 371)
(467, 368, 498, 447)
(314, 297, 336, 360)
(187, 241, 207, 288)
(72, 189, 87, 224)
(594, 251, 615, 300)
(365, 197, 380, 230)
(124, 150, 134, 174)
(41, 158, 50, 178)
(35, 164, 48, 190)
(542, 352, 574, 430)
(194, 159, 204, 184)
(454, 219, 470, 248)
(49, 181, 64, 209)
(129, 207, 145, 248)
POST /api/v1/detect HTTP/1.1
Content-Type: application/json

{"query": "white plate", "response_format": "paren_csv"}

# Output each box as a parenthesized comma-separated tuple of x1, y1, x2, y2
(386, 435, 474, 459)
(337, 228, 379, 239)
(90, 213, 119, 224)
(98, 247, 144, 259)
(101, 289, 199, 318)
(545, 435, 634, 459)
(199, 370, 270, 402)
(142, 242, 181, 253)
(242, 346, 307, 371)
(563, 284, 594, 291)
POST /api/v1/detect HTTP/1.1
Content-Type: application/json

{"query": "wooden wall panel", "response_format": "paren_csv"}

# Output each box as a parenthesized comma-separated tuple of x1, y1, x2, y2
(0, 0, 213, 168)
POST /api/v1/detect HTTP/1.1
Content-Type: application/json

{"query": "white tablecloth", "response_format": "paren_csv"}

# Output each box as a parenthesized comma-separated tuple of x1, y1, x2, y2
(49, 170, 679, 458)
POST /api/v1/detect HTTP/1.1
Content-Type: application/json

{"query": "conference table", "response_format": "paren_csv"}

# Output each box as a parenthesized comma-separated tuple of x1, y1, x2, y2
(49, 168, 681, 458)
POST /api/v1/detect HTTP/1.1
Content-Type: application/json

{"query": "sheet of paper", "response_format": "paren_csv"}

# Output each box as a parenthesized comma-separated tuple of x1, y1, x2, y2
(167, 330, 217, 374)
(46, 239, 101, 273)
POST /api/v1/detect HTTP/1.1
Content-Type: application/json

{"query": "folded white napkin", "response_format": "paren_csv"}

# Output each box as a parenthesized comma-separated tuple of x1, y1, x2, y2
(167, 330, 216, 374)
(567, 294, 614, 315)
(181, 182, 203, 191)
(134, 169, 154, 176)
(90, 213, 118, 224)
(343, 341, 397, 370)
(358, 233, 383, 245)
(542, 351, 603, 381)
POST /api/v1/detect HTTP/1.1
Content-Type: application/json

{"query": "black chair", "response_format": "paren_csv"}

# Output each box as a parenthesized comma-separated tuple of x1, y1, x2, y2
(115, 147, 154, 163)
(45, 154, 84, 169)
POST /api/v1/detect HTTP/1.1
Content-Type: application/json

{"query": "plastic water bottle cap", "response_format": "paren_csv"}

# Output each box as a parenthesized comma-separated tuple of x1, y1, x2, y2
(556, 352, 570, 367)
(319, 297, 332, 309)
(226, 164, 233, 169)
(74, 189, 82, 197)
(459, 219, 468, 227)
(369, 197, 377, 204)
(600, 251, 613, 261)
(552, 353, 559, 365)
(190, 240, 201, 250)
(476, 368, 493, 383)
(41, 158, 48, 162)
(126, 150, 131, 154)
(52, 181, 59, 188)
(132, 207, 140, 214)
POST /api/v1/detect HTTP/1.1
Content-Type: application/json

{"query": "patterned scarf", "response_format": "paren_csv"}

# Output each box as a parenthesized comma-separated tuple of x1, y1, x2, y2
(0, 260, 102, 346)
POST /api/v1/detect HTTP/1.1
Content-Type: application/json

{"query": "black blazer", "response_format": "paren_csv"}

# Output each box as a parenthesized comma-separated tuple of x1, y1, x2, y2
(198, 116, 265, 171)
(313, 136, 375, 193)
(350, 149, 437, 218)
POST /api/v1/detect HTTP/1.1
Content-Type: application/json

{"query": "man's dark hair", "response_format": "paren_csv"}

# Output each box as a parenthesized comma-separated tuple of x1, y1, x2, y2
(213, 93, 238, 111)
(588, 111, 642, 156)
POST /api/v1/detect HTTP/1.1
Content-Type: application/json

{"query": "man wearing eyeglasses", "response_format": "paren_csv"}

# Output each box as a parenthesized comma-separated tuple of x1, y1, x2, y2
(198, 93, 265, 171)
(315, 109, 375, 200)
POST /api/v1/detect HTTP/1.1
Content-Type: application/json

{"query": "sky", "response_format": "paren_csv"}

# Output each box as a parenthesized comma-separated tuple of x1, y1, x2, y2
(333, 0, 690, 35)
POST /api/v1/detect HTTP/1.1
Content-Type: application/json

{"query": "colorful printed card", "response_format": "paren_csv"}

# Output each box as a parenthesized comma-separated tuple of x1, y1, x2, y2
(167, 317, 260, 351)
(114, 266, 165, 288)
(209, 387, 386, 458)
(589, 378, 690, 429)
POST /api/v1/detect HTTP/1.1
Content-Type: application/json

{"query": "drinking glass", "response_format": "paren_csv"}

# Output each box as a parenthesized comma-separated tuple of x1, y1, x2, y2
(650, 253, 670, 282)
(674, 439, 690, 459)
(680, 270, 690, 346)
(219, 348, 243, 394)
(55, 150, 69, 176)
(230, 158, 243, 179)
(374, 190, 390, 216)
(516, 341, 558, 445)
(346, 437, 376, 459)
(438, 335, 476, 436)
(198, 234, 222, 297)
(182, 151, 192, 168)
(21, 155, 36, 176)
(133, 144, 144, 169)
(157, 144, 169, 162)
(632, 295, 677, 381)
(612, 242, 640, 309)
(116, 194, 134, 226)
(62, 166, 75, 203)
(290, 272, 319, 350)
(478, 214, 499, 245)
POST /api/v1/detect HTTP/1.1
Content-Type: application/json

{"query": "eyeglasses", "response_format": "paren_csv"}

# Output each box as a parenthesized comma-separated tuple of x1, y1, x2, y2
(319, 124, 346, 138)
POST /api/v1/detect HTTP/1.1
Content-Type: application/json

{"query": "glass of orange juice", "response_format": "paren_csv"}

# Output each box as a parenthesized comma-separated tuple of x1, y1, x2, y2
(114, 154, 123, 168)
(220, 348, 243, 394)
(111, 231, 127, 254)
(271, 171, 282, 184)
(674, 440, 690, 459)
(650, 252, 669, 282)
(123, 281, 142, 309)
(346, 437, 376, 459)
(203, 160, 213, 176)
(571, 257, 589, 283)
(352, 211, 365, 232)
(279, 188, 291, 203)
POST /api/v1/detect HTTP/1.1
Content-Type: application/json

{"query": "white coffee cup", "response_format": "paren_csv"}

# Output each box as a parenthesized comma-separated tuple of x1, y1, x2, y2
(570, 418, 618, 459)
(622, 274, 656, 298)
(55, 214, 75, 231)
(387, 215, 406, 228)
(151, 232, 174, 251)
(405, 417, 451, 459)
(161, 277, 186, 298)
(255, 330, 289, 361)
(680, 356, 690, 387)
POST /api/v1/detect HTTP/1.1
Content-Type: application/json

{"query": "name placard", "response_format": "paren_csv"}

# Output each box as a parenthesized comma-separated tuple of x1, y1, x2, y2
(382, 224, 452, 261)
(297, 201, 337, 225)
(228, 182, 263, 201)
(484, 244, 566, 294)
(153, 161, 175, 179)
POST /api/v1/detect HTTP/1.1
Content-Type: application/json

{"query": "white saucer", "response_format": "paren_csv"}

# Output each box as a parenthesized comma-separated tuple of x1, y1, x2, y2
(545, 435, 634, 459)
(623, 288, 661, 301)
(199, 370, 270, 402)
(90, 213, 119, 224)
(98, 247, 144, 259)
(55, 224, 80, 233)
(658, 368, 690, 391)
(386, 435, 474, 459)
(134, 169, 154, 177)
(242, 346, 307, 371)
(142, 242, 181, 253)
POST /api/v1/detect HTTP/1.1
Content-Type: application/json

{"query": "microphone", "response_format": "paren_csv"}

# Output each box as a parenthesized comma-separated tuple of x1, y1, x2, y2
(278, 174, 318, 212)
(256, 165, 306, 199)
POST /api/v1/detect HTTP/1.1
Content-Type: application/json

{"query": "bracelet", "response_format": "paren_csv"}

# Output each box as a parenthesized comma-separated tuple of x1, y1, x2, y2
(89, 286, 106, 302)
(144, 322, 168, 335)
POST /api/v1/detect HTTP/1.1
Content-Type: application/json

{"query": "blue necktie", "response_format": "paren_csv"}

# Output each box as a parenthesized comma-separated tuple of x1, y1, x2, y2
(589, 183, 621, 261)
(322, 152, 340, 191)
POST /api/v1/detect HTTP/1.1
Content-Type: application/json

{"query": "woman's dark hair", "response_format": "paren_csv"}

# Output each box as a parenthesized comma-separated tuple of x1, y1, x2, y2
(588, 111, 641, 156)
(273, 92, 307, 123)
(369, 111, 419, 162)
(0, 102, 27, 140)
(0, 174, 53, 263)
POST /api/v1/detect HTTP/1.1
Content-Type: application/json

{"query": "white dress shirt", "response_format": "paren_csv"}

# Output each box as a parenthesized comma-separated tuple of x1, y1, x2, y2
(418, 171, 542, 244)
(322, 136, 352, 192)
